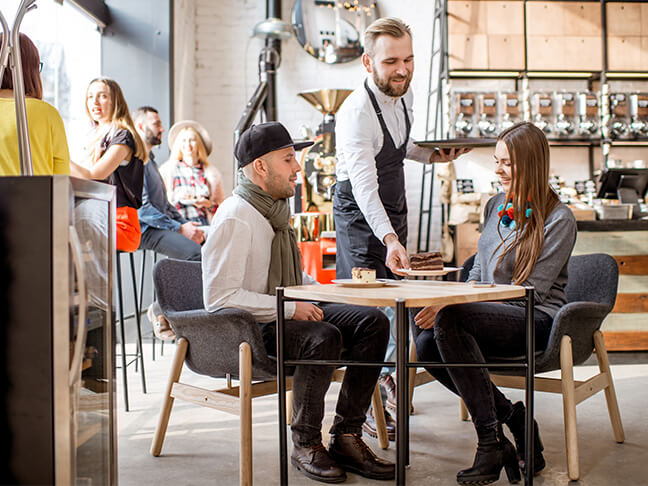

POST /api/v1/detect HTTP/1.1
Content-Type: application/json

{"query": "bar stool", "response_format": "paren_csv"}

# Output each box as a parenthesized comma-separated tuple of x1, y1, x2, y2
(116, 250, 147, 411)
(139, 249, 168, 360)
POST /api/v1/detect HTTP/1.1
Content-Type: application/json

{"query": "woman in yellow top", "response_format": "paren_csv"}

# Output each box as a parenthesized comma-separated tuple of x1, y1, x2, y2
(0, 33, 70, 176)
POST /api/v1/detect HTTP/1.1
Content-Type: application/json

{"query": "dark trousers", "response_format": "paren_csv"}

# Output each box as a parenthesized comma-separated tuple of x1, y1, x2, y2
(414, 302, 553, 429)
(140, 227, 202, 261)
(260, 303, 390, 447)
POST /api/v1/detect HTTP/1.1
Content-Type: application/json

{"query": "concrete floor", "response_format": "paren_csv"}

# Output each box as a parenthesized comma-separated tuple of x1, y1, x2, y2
(116, 339, 648, 486)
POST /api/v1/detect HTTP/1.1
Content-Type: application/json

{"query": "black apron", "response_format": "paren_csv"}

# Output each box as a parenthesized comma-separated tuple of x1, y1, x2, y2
(334, 79, 411, 279)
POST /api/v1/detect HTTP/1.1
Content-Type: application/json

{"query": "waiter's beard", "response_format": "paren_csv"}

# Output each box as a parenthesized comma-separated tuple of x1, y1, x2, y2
(373, 71, 412, 98)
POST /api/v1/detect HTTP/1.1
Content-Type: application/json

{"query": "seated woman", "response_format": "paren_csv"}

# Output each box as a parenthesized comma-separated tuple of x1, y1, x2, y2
(160, 120, 224, 226)
(0, 33, 70, 175)
(70, 77, 147, 253)
(414, 122, 577, 485)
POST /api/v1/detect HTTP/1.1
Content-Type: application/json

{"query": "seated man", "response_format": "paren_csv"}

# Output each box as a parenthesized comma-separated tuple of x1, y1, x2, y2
(202, 122, 395, 483)
(133, 106, 204, 340)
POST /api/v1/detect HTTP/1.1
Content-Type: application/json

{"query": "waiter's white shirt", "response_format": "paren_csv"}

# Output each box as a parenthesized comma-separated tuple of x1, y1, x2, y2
(202, 194, 317, 322)
(335, 76, 433, 243)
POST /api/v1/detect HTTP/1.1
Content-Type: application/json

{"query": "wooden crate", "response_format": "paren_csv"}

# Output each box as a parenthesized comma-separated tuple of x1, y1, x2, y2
(453, 223, 481, 268)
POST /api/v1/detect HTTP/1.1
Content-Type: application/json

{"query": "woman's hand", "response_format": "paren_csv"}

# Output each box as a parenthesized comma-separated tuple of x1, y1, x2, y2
(194, 197, 213, 209)
(414, 305, 444, 330)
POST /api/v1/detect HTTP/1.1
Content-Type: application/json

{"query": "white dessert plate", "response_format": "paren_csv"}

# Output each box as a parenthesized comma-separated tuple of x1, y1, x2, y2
(331, 279, 391, 288)
(395, 267, 462, 277)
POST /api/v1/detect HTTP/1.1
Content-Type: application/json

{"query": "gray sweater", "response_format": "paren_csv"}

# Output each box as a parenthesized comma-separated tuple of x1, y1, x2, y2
(467, 192, 577, 318)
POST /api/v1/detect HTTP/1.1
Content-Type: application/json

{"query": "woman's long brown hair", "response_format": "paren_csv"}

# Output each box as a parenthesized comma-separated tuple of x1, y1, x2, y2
(496, 122, 560, 284)
(0, 33, 42, 99)
(85, 77, 147, 162)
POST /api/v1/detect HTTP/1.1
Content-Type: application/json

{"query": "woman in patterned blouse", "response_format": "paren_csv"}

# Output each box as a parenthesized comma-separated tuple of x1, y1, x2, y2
(160, 120, 225, 225)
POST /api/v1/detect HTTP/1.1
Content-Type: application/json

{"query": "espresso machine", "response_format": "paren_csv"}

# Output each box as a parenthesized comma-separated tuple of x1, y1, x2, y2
(608, 93, 631, 139)
(629, 93, 648, 139)
(531, 92, 554, 137)
(478, 93, 498, 137)
(554, 92, 576, 138)
(453, 92, 476, 137)
(499, 92, 522, 133)
(576, 91, 599, 138)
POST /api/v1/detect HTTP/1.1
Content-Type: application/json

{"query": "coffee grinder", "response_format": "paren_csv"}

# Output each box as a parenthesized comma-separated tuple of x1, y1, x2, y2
(531, 92, 554, 137)
(608, 93, 631, 139)
(499, 92, 522, 133)
(554, 92, 576, 138)
(629, 93, 648, 139)
(576, 91, 599, 138)
(478, 92, 498, 137)
(453, 92, 476, 137)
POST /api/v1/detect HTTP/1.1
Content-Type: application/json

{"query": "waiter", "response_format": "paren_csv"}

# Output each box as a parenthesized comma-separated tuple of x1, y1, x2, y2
(334, 17, 467, 279)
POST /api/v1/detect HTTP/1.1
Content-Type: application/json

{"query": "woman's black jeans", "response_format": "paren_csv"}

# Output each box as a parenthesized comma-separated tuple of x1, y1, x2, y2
(414, 302, 553, 429)
(260, 303, 389, 447)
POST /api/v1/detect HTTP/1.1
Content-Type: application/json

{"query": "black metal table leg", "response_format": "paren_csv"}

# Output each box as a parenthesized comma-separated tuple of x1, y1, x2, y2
(396, 298, 408, 484)
(525, 287, 535, 486)
(277, 288, 288, 486)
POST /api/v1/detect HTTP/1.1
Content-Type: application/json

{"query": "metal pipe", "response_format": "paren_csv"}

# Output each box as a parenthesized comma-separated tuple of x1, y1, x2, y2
(10, 0, 37, 176)
(262, 0, 282, 121)
(0, 12, 10, 86)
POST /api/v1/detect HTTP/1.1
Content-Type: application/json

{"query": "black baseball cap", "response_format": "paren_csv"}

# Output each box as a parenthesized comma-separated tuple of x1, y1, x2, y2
(235, 122, 314, 168)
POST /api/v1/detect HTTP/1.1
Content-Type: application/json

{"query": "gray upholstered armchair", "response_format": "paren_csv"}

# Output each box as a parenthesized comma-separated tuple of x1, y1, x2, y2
(457, 253, 625, 480)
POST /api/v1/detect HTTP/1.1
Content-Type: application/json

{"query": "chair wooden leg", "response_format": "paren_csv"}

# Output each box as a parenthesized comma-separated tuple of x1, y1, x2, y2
(371, 383, 389, 450)
(286, 390, 293, 425)
(593, 330, 625, 443)
(459, 399, 469, 421)
(560, 335, 580, 481)
(239, 343, 253, 486)
(408, 341, 417, 415)
(150, 337, 188, 456)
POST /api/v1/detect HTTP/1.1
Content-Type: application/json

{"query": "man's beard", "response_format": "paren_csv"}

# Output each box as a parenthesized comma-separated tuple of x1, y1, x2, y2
(145, 127, 162, 147)
(373, 70, 411, 98)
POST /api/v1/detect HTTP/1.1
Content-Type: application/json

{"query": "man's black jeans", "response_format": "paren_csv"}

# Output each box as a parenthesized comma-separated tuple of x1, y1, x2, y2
(260, 303, 389, 447)
(414, 302, 553, 428)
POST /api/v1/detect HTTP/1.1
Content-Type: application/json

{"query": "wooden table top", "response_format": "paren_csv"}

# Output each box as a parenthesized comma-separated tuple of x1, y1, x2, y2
(282, 280, 526, 307)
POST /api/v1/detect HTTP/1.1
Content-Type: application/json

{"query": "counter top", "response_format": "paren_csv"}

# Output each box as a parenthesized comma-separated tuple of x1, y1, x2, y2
(577, 219, 648, 232)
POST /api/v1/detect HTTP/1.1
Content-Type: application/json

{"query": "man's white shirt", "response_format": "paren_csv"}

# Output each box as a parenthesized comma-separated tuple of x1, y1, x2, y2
(202, 194, 316, 322)
(335, 76, 433, 243)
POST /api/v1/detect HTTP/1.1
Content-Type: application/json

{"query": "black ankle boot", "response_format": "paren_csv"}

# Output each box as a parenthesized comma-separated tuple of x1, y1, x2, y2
(456, 425, 521, 485)
(503, 401, 546, 475)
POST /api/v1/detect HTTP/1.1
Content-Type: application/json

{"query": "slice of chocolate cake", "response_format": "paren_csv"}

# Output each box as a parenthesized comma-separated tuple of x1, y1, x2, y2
(409, 252, 443, 271)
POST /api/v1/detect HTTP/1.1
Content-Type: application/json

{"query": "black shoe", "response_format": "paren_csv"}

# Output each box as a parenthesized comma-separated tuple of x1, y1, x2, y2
(291, 443, 347, 483)
(329, 433, 395, 480)
(362, 405, 396, 442)
(503, 401, 546, 475)
(456, 425, 521, 485)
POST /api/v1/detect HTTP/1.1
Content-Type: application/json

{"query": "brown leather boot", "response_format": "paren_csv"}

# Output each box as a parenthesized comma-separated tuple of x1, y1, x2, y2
(328, 433, 395, 480)
(291, 443, 346, 483)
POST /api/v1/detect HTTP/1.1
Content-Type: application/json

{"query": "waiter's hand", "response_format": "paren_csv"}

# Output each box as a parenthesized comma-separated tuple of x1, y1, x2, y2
(384, 233, 409, 274)
(429, 147, 471, 163)
(293, 302, 324, 321)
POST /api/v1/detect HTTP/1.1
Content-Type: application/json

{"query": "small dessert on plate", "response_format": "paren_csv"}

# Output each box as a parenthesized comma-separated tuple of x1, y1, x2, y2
(351, 267, 376, 283)
(408, 251, 443, 271)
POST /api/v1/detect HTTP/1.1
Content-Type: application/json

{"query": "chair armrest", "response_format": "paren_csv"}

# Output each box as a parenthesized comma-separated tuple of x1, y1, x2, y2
(536, 301, 611, 371)
(165, 307, 276, 379)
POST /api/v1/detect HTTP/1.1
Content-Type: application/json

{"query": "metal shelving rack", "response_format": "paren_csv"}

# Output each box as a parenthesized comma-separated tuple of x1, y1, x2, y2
(418, 0, 648, 252)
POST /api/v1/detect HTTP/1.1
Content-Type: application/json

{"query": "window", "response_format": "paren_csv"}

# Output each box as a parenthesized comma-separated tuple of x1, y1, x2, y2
(3, 1, 101, 160)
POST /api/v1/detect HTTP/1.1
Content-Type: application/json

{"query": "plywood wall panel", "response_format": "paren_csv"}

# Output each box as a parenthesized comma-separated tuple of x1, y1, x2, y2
(563, 2, 602, 37)
(448, 1, 488, 35)
(607, 36, 643, 71)
(449, 34, 489, 69)
(488, 35, 525, 70)
(606, 3, 641, 36)
(526, 2, 564, 37)
(486, 1, 524, 35)
(563, 37, 602, 71)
